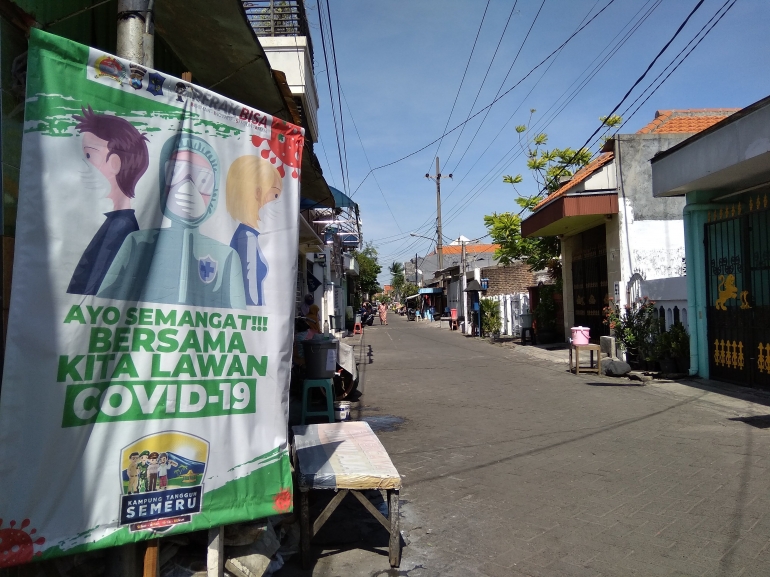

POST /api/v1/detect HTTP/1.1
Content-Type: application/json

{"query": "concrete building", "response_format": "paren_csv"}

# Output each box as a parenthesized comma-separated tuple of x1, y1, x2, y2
(651, 95, 770, 388)
(522, 109, 738, 342)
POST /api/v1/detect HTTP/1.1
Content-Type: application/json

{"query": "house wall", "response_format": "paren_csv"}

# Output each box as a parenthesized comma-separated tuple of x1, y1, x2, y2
(481, 263, 536, 297)
(259, 36, 319, 142)
(615, 135, 689, 307)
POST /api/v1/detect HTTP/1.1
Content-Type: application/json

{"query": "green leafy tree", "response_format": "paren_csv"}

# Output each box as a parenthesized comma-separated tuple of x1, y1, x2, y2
(486, 112, 620, 275)
(352, 243, 382, 299)
(400, 282, 419, 304)
(389, 261, 405, 300)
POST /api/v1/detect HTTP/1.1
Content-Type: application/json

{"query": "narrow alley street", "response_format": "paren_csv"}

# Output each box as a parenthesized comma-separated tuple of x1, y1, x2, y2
(293, 315, 770, 577)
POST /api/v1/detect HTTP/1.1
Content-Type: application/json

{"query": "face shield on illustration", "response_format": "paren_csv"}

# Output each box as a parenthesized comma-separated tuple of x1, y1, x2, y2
(164, 150, 215, 221)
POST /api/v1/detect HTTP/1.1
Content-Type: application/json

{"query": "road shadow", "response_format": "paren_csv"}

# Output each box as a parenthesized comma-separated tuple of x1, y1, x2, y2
(675, 377, 770, 409)
(584, 380, 645, 387)
(729, 415, 770, 429)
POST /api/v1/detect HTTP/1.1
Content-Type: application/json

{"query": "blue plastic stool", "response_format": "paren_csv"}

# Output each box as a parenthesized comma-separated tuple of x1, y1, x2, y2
(301, 378, 335, 425)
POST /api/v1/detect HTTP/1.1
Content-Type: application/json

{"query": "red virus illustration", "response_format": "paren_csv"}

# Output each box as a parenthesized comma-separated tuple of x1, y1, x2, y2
(0, 518, 46, 568)
(273, 488, 293, 514)
(251, 119, 304, 179)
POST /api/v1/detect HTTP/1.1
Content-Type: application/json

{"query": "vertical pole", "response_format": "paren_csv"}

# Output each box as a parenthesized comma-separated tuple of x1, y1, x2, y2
(117, 0, 153, 65)
(207, 526, 224, 577)
(435, 157, 444, 272)
(415, 253, 418, 285)
(143, 539, 159, 577)
(461, 240, 467, 333)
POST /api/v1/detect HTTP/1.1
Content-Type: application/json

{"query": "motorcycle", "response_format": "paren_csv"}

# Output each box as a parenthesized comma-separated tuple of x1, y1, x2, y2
(359, 308, 375, 326)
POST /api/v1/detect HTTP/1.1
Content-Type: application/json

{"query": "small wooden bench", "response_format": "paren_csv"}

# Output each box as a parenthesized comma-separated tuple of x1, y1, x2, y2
(569, 343, 602, 374)
(293, 422, 402, 568)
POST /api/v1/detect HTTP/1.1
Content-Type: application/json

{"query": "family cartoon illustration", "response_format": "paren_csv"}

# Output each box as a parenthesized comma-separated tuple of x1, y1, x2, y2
(67, 106, 284, 309)
(126, 450, 179, 494)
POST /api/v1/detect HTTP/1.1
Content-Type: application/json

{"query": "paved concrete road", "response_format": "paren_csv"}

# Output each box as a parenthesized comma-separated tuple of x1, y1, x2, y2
(285, 315, 770, 576)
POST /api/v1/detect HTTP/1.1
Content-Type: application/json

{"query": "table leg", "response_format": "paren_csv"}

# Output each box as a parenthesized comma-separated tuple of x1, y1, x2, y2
(590, 350, 594, 369)
(576, 348, 581, 375)
(569, 346, 573, 373)
(300, 489, 311, 569)
(388, 490, 401, 567)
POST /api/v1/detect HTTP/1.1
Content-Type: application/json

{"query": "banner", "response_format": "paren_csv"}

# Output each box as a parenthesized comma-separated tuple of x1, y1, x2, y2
(0, 30, 303, 566)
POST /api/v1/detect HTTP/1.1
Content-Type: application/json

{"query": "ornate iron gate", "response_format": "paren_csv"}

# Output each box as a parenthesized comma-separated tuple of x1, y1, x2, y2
(705, 192, 770, 388)
(572, 226, 609, 341)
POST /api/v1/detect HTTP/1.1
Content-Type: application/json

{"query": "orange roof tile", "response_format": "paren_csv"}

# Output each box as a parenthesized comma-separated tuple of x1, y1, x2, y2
(442, 243, 499, 255)
(426, 244, 499, 257)
(636, 108, 740, 134)
(532, 152, 614, 212)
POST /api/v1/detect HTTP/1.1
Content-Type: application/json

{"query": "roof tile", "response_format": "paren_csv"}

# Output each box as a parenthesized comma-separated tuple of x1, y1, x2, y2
(532, 152, 614, 211)
(636, 108, 740, 134)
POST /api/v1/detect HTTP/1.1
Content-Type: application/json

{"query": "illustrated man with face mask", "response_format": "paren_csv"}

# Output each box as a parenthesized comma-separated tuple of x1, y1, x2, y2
(97, 134, 246, 309)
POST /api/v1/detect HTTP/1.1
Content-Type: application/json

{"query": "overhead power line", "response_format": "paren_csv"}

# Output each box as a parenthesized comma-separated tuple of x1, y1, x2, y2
(317, 0, 348, 194)
(435, 0, 662, 229)
(448, 0, 548, 176)
(341, 90, 402, 232)
(428, 0, 491, 172)
(442, 0, 521, 169)
(351, 0, 618, 196)
(548, 0, 709, 189)
(322, 0, 351, 194)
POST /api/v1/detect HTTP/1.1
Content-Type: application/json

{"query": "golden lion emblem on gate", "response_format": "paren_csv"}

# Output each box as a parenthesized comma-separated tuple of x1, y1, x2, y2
(715, 274, 738, 310)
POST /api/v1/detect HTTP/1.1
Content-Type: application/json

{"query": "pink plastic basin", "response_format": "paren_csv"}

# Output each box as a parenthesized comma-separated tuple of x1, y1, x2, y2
(571, 326, 590, 345)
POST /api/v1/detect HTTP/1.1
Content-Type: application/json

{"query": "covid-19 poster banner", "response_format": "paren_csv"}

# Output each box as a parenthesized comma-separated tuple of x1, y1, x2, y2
(0, 29, 302, 566)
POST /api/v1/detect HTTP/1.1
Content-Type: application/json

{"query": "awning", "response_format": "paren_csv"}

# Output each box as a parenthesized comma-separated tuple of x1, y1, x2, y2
(300, 186, 356, 210)
(298, 214, 323, 252)
(155, 0, 335, 208)
(405, 294, 420, 301)
(419, 287, 443, 294)
(521, 193, 618, 238)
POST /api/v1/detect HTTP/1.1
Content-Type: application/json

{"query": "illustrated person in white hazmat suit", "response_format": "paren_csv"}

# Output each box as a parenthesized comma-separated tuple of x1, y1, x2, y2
(97, 134, 247, 309)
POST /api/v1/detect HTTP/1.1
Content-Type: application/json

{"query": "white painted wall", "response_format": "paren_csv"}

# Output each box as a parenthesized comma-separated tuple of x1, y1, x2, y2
(259, 36, 320, 142)
(616, 199, 686, 308)
(487, 293, 529, 336)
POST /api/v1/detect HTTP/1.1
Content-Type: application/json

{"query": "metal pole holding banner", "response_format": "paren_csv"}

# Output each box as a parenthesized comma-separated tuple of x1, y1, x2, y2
(117, 0, 153, 66)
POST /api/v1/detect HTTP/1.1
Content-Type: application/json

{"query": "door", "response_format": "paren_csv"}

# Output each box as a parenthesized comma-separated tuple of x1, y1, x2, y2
(571, 226, 609, 342)
(705, 191, 770, 388)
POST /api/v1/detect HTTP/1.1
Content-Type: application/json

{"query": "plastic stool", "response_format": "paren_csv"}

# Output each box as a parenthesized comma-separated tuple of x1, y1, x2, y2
(301, 378, 335, 425)
(353, 322, 363, 335)
(521, 328, 536, 346)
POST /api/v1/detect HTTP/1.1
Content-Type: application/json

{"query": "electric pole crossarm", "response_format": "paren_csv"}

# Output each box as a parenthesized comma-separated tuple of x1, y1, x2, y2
(425, 157, 452, 272)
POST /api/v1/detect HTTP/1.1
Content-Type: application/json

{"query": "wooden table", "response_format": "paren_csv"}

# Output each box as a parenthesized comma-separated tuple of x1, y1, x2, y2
(569, 343, 602, 374)
(293, 422, 402, 568)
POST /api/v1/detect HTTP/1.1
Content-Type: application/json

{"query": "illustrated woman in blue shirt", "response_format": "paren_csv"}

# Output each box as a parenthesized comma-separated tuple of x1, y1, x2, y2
(225, 156, 283, 306)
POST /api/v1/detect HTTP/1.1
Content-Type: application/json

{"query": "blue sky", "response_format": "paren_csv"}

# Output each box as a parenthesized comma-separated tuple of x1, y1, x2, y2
(303, 0, 770, 285)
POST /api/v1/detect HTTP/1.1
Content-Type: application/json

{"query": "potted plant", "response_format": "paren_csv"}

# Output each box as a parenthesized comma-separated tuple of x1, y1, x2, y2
(669, 322, 690, 373)
(656, 330, 677, 374)
(480, 299, 502, 341)
(604, 296, 659, 369)
(534, 284, 558, 344)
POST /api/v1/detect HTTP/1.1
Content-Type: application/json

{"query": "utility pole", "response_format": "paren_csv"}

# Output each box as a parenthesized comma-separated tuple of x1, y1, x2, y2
(426, 157, 451, 272)
(460, 238, 467, 333)
(117, 0, 154, 66)
(415, 253, 418, 285)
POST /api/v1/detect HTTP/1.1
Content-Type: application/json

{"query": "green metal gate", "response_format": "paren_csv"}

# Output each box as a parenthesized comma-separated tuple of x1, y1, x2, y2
(705, 190, 770, 388)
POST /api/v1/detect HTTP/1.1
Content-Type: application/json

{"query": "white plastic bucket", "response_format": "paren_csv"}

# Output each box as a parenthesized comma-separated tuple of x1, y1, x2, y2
(571, 326, 590, 345)
(334, 401, 351, 421)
